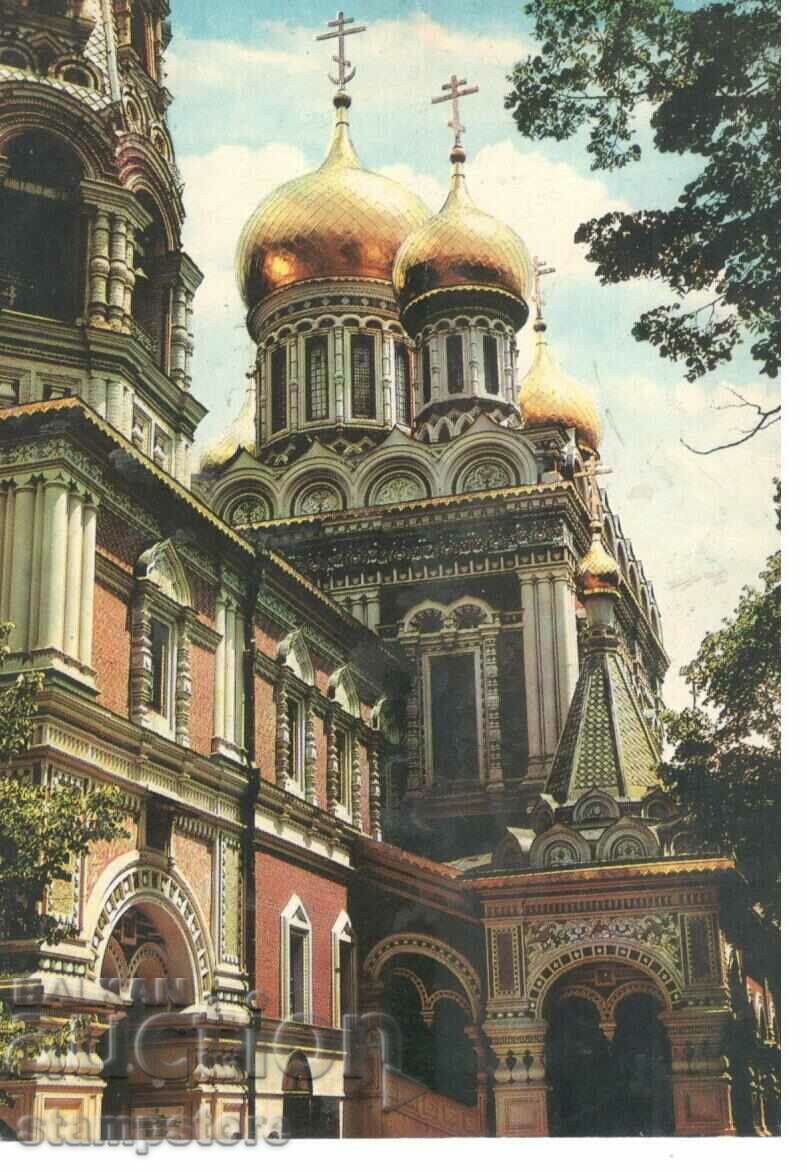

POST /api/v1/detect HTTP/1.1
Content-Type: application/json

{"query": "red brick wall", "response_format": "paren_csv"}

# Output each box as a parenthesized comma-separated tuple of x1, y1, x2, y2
(188, 641, 214, 755)
(254, 674, 276, 781)
(84, 815, 138, 908)
(255, 622, 279, 662)
(254, 852, 347, 1027)
(173, 828, 214, 924)
(93, 581, 130, 717)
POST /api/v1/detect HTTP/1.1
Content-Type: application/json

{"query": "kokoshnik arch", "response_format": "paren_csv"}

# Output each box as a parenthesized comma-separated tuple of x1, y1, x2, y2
(0, 1, 778, 1142)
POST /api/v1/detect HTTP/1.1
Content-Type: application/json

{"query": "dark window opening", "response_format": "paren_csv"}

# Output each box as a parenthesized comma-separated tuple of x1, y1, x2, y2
(131, 2, 156, 78)
(430, 653, 479, 782)
(289, 928, 307, 1020)
(271, 345, 288, 433)
(446, 334, 464, 395)
(483, 334, 500, 396)
(132, 192, 168, 364)
(306, 337, 328, 420)
(144, 797, 173, 854)
(63, 67, 92, 88)
(0, 132, 84, 321)
(287, 698, 301, 783)
(150, 618, 170, 716)
(351, 334, 375, 418)
(395, 342, 411, 424)
(335, 729, 350, 807)
(421, 346, 432, 404)
(0, 50, 27, 69)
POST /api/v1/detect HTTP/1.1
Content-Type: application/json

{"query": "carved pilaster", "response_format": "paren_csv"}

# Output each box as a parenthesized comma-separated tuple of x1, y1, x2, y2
(275, 666, 290, 789)
(484, 1018, 549, 1137)
(129, 585, 152, 724)
(351, 735, 362, 830)
(404, 649, 423, 791)
(369, 739, 382, 841)
(326, 710, 339, 815)
(304, 697, 317, 805)
(334, 325, 345, 422)
(481, 630, 503, 787)
(175, 612, 192, 748)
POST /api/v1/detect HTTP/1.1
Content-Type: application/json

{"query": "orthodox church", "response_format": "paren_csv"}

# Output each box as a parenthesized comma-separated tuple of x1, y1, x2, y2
(0, 1, 778, 1143)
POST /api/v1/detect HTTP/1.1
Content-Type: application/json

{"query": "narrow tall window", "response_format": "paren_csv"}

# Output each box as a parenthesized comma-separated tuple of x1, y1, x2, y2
(421, 346, 432, 403)
(306, 337, 328, 420)
(351, 334, 375, 418)
(289, 928, 307, 1020)
(287, 698, 301, 786)
(271, 345, 287, 433)
(338, 939, 354, 1020)
(150, 618, 171, 716)
(430, 653, 479, 782)
(335, 729, 350, 808)
(483, 335, 500, 396)
(447, 334, 464, 395)
(395, 342, 411, 424)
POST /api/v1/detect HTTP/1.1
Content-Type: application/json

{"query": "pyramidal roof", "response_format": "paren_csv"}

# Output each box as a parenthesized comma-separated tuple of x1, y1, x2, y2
(548, 635, 660, 805)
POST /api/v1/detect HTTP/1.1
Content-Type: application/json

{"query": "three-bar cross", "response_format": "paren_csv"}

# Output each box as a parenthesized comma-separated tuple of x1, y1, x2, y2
(432, 74, 479, 151)
(316, 10, 367, 89)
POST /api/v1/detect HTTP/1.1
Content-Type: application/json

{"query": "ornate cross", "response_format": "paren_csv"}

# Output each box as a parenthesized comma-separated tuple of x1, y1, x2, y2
(316, 10, 367, 90)
(533, 257, 556, 319)
(432, 74, 479, 150)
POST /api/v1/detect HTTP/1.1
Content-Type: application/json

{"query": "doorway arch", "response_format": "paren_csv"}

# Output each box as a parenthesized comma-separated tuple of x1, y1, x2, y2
(543, 962, 674, 1137)
(281, 1051, 339, 1139)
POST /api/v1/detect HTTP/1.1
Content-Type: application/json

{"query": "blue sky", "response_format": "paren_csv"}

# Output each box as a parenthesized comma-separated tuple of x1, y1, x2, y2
(163, 1, 780, 710)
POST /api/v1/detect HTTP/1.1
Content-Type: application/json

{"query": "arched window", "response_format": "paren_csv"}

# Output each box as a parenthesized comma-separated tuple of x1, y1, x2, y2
(395, 341, 411, 424)
(132, 193, 168, 363)
(350, 333, 375, 418)
(270, 345, 288, 433)
(446, 333, 464, 394)
(483, 334, 500, 396)
(0, 49, 28, 69)
(332, 913, 356, 1026)
(421, 344, 432, 404)
(281, 898, 312, 1024)
(0, 132, 84, 321)
(306, 337, 329, 420)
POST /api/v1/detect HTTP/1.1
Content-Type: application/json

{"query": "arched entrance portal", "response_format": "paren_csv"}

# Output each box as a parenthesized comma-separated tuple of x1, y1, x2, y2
(545, 963, 674, 1137)
(98, 900, 198, 1140)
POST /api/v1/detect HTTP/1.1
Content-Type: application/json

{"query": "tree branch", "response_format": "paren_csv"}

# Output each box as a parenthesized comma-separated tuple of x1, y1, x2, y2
(681, 392, 780, 454)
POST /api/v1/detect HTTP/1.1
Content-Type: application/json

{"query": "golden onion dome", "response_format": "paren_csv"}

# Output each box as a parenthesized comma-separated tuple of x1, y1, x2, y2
(197, 383, 256, 474)
(236, 96, 430, 311)
(393, 151, 531, 313)
(577, 521, 621, 597)
(518, 323, 602, 451)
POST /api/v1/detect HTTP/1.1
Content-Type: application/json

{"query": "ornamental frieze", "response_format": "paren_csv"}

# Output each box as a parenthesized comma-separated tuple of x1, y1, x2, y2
(525, 912, 682, 973)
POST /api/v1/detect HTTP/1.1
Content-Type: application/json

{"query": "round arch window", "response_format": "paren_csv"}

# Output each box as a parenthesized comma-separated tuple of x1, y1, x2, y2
(294, 482, 343, 516)
(458, 458, 514, 493)
(228, 493, 271, 526)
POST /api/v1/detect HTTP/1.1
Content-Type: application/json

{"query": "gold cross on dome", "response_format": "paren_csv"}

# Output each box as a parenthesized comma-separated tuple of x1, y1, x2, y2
(533, 257, 556, 319)
(432, 74, 479, 150)
(316, 10, 367, 90)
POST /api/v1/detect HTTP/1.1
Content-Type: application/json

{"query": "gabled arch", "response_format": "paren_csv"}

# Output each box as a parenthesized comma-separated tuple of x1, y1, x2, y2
(572, 789, 620, 825)
(278, 628, 314, 686)
(529, 825, 592, 870)
(135, 539, 192, 608)
(596, 816, 660, 862)
(329, 665, 360, 717)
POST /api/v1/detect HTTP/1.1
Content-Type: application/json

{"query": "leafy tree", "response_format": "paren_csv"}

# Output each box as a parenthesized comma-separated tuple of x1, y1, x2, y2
(661, 539, 780, 925)
(507, 0, 780, 419)
(0, 621, 129, 943)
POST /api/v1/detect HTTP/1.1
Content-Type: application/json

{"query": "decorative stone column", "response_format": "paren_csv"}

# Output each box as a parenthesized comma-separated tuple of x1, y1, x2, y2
(79, 497, 97, 666)
(40, 474, 70, 653)
(304, 697, 317, 805)
(213, 594, 245, 760)
(175, 612, 193, 748)
(351, 735, 363, 829)
(170, 282, 189, 389)
(8, 476, 36, 650)
(368, 738, 382, 840)
(87, 209, 111, 327)
(290, 335, 302, 431)
(480, 627, 503, 788)
(107, 213, 128, 330)
(325, 709, 339, 815)
(484, 1018, 550, 1136)
(381, 332, 393, 425)
(334, 325, 345, 422)
(469, 326, 481, 396)
(660, 1008, 736, 1136)
(518, 564, 579, 784)
(275, 665, 291, 788)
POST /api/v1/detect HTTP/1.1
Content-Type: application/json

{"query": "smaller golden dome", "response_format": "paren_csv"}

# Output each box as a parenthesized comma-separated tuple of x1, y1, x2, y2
(578, 522, 620, 596)
(393, 153, 531, 314)
(518, 325, 602, 451)
(197, 384, 256, 474)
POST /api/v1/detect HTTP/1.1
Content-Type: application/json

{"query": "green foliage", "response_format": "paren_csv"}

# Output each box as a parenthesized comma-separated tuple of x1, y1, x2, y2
(661, 545, 780, 924)
(0, 622, 129, 943)
(507, 0, 780, 382)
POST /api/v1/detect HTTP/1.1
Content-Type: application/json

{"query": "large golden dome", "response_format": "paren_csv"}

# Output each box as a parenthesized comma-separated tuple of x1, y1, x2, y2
(518, 325, 602, 452)
(393, 155, 531, 313)
(236, 98, 430, 310)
